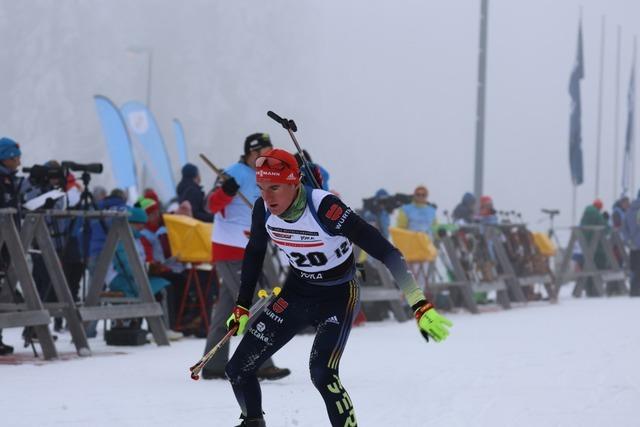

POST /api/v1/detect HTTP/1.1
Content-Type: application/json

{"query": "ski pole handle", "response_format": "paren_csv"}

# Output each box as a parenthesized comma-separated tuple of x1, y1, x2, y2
(266, 111, 321, 188)
(267, 110, 297, 132)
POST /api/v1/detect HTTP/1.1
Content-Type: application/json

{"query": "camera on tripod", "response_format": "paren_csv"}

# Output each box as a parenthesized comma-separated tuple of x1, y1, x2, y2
(24, 161, 103, 189)
(23, 164, 67, 188)
(61, 161, 103, 174)
(362, 193, 413, 214)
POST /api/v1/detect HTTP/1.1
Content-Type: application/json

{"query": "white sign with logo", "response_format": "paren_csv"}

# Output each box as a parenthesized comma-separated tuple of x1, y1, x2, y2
(127, 110, 149, 135)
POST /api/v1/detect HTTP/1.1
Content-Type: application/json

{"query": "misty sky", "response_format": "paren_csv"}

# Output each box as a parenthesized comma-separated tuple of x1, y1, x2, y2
(2, 0, 640, 233)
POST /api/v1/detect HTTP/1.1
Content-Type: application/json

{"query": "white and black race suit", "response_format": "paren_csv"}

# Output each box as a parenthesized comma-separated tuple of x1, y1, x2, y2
(264, 188, 354, 284)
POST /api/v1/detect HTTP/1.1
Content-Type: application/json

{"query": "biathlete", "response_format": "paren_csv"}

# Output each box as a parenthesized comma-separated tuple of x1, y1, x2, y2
(225, 148, 453, 427)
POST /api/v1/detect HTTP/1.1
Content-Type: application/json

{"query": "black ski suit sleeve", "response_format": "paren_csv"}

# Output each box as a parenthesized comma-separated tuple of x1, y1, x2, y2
(236, 198, 270, 308)
(316, 194, 425, 307)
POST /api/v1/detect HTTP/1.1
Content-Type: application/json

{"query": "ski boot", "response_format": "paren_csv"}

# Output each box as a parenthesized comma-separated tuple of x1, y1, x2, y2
(0, 337, 14, 355)
(234, 415, 266, 427)
(256, 366, 290, 381)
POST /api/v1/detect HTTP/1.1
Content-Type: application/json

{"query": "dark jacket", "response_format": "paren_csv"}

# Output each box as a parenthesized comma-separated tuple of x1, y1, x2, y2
(452, 192, 476, 224)
(0, 164, 22, 209)
(177, 179, 213, 223)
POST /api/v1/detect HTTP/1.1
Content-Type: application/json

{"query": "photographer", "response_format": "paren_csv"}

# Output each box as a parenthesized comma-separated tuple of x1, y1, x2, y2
(0, 137, 25, 355)
(452, 192, 477, 224)
(0, 137, 29, 211)
(361, 189, 392, 239)
(24, 160, 85, 333)
(361, 189, 412, 239)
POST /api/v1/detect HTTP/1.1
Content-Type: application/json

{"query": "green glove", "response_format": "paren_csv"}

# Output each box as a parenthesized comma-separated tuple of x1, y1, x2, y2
(226, 305, 250, 336)
(412, 301, 453, 342)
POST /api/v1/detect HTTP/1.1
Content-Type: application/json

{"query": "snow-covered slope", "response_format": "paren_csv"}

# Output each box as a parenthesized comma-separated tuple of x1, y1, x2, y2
(2, 295, 639, 427)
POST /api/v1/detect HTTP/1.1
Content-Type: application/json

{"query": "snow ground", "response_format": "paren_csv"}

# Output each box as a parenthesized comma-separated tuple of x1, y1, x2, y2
(2, 293, 639, 427)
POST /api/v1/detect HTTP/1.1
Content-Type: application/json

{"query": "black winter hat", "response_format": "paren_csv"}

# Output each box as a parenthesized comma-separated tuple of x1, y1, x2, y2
(244, 133, 272, 156)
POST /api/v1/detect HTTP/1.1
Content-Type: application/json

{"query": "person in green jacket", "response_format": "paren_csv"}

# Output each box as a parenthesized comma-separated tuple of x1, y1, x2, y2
(579, 203, 608, 296)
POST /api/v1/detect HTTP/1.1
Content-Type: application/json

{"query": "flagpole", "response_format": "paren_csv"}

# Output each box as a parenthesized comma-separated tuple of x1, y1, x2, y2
(473, 0, 489, 201)
(595, 15, 606, 198)
(613, 26, 621, 199)
(572, 184, 577, 225)
(633, 36, 637, 197)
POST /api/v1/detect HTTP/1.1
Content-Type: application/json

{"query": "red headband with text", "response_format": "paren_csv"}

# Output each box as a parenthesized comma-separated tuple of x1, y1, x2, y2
(255, 148, 301, 185)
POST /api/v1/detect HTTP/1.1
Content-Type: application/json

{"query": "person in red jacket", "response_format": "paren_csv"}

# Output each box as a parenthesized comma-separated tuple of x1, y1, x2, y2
(201, 133, 290, 380)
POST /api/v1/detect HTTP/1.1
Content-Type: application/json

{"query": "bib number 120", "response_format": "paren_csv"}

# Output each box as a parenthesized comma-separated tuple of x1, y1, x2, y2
(290, 251, 328, 267)
(289, 242, 350, 268)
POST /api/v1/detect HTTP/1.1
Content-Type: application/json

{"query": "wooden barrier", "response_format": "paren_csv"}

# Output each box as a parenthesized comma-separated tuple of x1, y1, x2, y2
(0, 209, 58, 359)
(556, 226, 628, 297)
(78, 211, 169, 346)
(488, 224, 557, 302)
(20, 213, 90, 355)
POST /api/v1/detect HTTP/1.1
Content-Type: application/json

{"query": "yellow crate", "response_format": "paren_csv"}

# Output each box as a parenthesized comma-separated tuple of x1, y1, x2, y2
(163, 214, 213, 263)
(532, 232, 556, 257)
(389, 227, 438, 262)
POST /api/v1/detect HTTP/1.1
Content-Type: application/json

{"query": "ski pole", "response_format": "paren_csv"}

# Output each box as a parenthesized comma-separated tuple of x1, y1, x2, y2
(199, 153, 253, 208)
(188, 286, 282, 380)
(266, 110, 321, 189)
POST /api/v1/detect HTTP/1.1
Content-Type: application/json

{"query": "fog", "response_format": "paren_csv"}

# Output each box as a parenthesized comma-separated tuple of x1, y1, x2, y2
(2, 0, 639, 231)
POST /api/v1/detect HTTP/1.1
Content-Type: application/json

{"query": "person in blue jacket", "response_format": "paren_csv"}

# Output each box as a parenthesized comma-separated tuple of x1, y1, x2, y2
(396, 185, 437, 236)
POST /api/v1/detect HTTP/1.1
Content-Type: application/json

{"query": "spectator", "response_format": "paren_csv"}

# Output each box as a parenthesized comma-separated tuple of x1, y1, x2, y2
(92, 186, 107, 203)
(177, 163, 212, 223)
(84, 188, 128, 337)
(477, 195, 498, 225)
(580, 204, 608, 296)
(201, 132, 290, 380)
(361, 188, 391, 239)
(143, 188, 160, 206)
(622, 191, 640, 296)
(612, 196, 630, 230)
(396, 185, 437, 236)
(452, 192, 476, 224)
(88, 188, 128, 270)
(0, 137, 23, 355)
(136, 198, 184, 340)
(0, 137, 25, 211)
(107, 207, 171, 297)
(593, 198, 604, 211)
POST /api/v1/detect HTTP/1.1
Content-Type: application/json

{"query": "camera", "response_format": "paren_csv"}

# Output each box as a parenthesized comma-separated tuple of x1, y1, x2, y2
(61, 161, 103, 174)
(362, 193, 413, 214)
(23, 164, 66, 188)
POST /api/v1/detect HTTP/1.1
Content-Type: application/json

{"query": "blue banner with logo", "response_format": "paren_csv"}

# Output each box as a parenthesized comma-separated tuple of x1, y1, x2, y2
(569, 21, 585, 186)
(93, 95, 138, 192)
(121, 101, 176, 203)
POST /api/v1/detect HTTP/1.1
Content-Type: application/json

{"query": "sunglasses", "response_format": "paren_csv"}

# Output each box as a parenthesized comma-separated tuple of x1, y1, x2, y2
(255, 156, 291, 170)
(415, 192, 428, 198)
